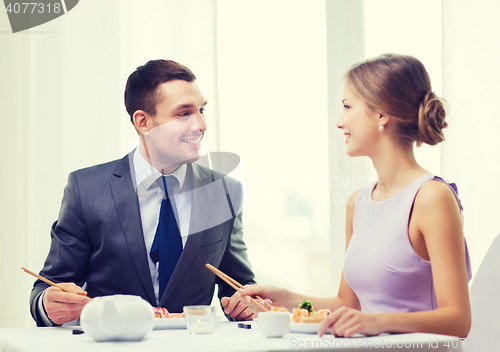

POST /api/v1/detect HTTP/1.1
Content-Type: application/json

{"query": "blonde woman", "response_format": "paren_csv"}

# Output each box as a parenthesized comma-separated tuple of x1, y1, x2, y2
(237, 54, 471, 338)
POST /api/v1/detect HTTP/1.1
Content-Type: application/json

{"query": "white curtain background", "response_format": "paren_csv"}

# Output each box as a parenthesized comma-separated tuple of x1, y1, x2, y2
(325, 0, 367, 295)
(217, 0, 334, 296)
(1, 0, 499, 328)
(441, 0, 500, 278)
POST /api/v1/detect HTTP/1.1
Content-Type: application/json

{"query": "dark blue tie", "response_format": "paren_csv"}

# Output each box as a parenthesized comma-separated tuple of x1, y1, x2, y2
(150, 176, 183, 296)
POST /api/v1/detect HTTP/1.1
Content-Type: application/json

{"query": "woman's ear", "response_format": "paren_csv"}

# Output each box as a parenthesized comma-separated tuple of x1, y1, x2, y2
(379, 113, 391, 128)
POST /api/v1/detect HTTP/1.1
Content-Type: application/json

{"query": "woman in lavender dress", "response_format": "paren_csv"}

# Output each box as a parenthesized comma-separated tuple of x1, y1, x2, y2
(237, 54, 471, 338)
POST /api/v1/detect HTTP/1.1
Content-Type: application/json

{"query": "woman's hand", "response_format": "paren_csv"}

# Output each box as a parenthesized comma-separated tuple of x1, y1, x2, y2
(238, 284, 285, 312)
(318, 307, 384, 337)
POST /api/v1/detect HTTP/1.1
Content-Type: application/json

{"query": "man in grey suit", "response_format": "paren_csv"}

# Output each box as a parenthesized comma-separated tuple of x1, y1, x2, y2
(29, 59, 256, 326)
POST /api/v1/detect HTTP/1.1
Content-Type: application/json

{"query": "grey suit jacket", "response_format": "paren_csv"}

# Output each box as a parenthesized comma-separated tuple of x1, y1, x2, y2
(29, 153, 255, 326)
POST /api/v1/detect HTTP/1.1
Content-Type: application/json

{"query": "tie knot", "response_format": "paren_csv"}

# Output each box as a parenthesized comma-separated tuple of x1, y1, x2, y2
(158, 175, 178, 195)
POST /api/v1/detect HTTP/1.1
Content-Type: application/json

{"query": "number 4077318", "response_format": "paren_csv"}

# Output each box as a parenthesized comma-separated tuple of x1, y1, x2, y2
(5, 2, 62, 14)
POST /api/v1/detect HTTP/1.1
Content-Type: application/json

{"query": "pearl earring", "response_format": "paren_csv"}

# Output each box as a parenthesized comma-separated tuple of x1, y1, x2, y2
(378, 125, 385, 132)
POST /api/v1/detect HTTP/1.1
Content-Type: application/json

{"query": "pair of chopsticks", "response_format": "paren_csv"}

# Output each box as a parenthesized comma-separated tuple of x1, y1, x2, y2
(205, 263, 272, 312)
(22, 267, 78, 294)
(24, 264, 272, 311)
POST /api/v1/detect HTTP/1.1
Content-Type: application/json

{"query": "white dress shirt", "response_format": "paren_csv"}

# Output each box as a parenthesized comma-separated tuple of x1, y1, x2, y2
(132, 148, 192, 304)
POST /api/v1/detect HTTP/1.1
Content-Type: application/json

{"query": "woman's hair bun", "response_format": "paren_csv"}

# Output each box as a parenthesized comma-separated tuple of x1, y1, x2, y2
(417, 91, 448, 146)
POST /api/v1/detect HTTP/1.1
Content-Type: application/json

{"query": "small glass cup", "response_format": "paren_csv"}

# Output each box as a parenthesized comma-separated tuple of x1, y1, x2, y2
(183, 305, 216, 335)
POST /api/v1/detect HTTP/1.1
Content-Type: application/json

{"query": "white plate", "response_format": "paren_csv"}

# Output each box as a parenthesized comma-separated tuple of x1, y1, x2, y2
(154, 317, 186, 330)
(290, 322, 331, 334)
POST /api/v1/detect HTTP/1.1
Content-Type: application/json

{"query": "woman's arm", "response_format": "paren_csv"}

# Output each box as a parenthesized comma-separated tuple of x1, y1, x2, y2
(319, 181, 471, 338)
(385, 180, 471, 336)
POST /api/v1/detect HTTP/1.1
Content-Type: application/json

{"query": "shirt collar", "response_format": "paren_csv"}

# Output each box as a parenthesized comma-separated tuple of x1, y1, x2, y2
(133, 148, 187, 192)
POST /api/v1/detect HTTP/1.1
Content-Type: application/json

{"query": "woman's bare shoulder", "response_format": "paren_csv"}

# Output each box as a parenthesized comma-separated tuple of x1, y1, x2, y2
(346, 187, 363, 210)
(415, 179, 458, 209)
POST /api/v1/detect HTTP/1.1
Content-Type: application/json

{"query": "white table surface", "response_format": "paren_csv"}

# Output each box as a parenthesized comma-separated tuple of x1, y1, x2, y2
(0, 321, 464, 352)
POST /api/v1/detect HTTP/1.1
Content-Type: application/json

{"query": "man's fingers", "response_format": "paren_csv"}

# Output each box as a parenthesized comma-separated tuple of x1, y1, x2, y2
(223, 292, 244, 315)
(45, 300, 87, 324)
(43, 283, 91, 325)
(49, 309, 82, 325)
(55, 282, 88, 296)
(228, 301, 247, 319)
(244, 313, 255, 321)
(235, 307, 254, 321)
(45, 283, 90, 303)
(46, 289, 90, 305)
(222, 292, 260, 320)
(221, 296, 233, 315)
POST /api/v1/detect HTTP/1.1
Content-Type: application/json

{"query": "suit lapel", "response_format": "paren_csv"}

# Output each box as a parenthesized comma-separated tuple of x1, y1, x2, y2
(110, 153, 156, 305)
(159, 163, 213, 305)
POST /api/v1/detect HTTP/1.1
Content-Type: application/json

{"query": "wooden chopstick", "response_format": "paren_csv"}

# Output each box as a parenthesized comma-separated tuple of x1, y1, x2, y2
(206, 263, 252, 294)
(205, 263, 271, 311)
(22, 267, 78, 294)
(206, 263, 271, 305)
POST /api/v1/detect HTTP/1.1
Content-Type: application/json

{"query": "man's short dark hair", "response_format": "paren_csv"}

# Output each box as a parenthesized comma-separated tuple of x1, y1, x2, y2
(124, 59, 196, 123)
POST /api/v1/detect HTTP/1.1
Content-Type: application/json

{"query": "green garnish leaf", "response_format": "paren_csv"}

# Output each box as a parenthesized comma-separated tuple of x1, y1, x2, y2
(297, 299, 314, 313)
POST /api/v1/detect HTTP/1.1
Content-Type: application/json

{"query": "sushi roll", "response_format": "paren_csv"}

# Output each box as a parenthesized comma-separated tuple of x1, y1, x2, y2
(292, 308, 310, 323)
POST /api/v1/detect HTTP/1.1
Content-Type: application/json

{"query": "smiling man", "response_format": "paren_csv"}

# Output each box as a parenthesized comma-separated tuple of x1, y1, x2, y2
(29, 60, 256, 326)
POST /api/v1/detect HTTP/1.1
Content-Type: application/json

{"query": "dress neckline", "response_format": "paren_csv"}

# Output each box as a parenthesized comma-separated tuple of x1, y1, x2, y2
(370, 173, 433, 204)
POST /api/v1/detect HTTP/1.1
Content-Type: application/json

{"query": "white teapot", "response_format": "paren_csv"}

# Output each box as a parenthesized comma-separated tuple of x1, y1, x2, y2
(80, 294, 154, 342)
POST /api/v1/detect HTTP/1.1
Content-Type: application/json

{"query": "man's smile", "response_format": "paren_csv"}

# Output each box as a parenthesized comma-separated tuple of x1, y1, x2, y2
(182, 135, 203, 145)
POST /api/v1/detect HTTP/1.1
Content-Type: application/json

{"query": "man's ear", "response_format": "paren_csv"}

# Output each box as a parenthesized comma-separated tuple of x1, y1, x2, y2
(132, 110, 150, 133)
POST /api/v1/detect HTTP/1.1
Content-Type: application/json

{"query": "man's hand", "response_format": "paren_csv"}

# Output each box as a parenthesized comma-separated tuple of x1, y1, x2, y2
(42, 283, 91, 325)
(221, 291, 255, 321)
